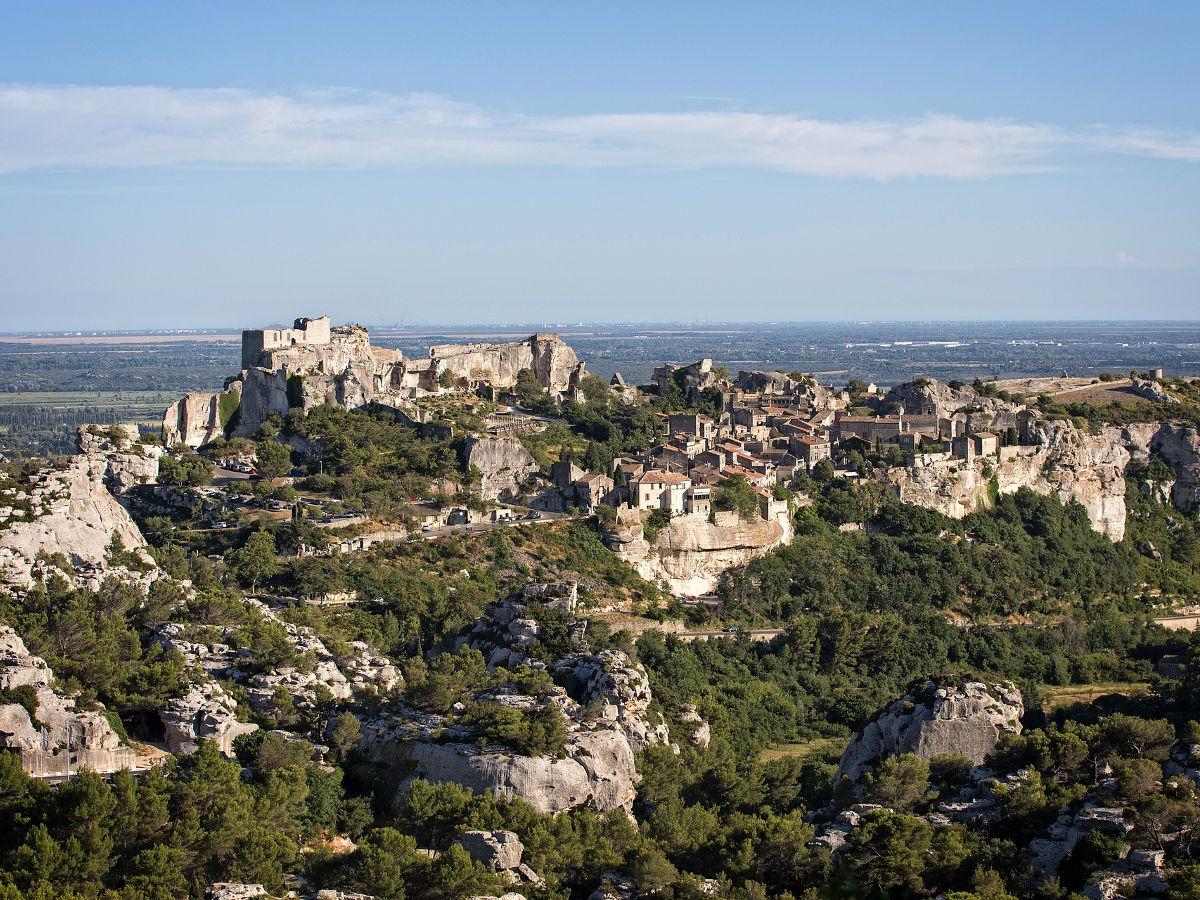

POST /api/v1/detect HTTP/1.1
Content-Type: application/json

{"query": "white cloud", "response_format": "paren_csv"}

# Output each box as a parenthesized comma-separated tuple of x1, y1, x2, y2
(1115, 251, 1139, 264)
(0, 84, 1197, 180)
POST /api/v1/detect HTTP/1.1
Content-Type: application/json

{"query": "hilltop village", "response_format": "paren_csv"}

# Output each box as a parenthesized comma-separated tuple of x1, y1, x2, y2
(2, 316, 1200, 899)
(156, 316, 1197, 593)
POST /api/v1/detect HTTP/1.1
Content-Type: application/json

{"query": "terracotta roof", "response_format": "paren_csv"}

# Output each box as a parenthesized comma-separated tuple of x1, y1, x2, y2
(633, 470, 691, 486)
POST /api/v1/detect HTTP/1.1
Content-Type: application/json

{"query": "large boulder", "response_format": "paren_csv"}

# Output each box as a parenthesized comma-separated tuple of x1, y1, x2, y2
(369, 725, 638, 816)
(837, 679, 1023, 783)
(160, 682, 258, 757)
(455, 830, 524, 872)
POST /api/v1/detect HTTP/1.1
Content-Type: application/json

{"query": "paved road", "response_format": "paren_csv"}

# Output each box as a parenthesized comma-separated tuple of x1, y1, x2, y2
(416, 511, 583, 541)
(669, 614, 1199, 643)
(673, 628, 785, 642)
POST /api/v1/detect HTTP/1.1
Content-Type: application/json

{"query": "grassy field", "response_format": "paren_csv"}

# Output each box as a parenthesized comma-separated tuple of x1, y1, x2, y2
(0, 390, 179, 410)
(1041, 681, 1151, 710)
(758, 736, 848, 763)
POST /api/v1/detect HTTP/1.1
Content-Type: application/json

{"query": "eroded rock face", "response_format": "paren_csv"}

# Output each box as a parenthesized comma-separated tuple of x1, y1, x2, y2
(0, 626, 134, 774)
(1117, 422, 1200, 512)
(462, 437, 538, 502)
(836, 679, 1023, 783)
(604, 509, 793, 596)
(456, 830, 524, 872)
(421, 728, 635, 816)
(160, 681, 258, 757)
(163, 319, 586, 447)
(0, 427, 157, 590)
(556, 651, 669, 752)
(360, 583, 650, 815)
(679, 704, 711, 749)
(890, 420, 1130, 540)
(162, 391, 231, 449)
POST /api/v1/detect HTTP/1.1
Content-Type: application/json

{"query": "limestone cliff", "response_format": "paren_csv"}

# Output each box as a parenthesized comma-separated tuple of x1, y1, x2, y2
(836, 679, 1023, 783)
(1115, 422, 1200, 512)
(462, 436, 539, 502)
(603, 509, 793, 596)
(162, 317, 586, 447)
(0, 426, 158, 590)
(888, 416, 1200, 541)
(890, 421, 1130, 539)
(0, 626, 136, 775)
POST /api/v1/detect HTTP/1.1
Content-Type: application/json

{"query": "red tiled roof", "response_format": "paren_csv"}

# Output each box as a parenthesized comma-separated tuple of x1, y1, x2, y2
(633, 470, 691, 485)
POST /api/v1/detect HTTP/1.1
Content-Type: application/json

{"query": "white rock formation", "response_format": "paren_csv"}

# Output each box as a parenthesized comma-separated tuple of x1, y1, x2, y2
(160, 682, 258, 757)
(679, 704, 711, 749)
(462, 437, 538, 502)
(837, 679, 1023, 783)
(0, 626, 135, 775)
(0, 427, 157, 590)
(163, 318, 586, 447)
(557, 650, 670, 752)
(890, 421, 1130, 539)
(603, 508, 793, 596)
(455, 830, 524, 872)
(391, 727, 638, 815)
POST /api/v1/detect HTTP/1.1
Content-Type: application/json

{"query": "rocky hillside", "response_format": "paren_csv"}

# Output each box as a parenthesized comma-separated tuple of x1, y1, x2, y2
(890, 419, 1131, 539)
(0, 425, 160, 590)
(0, 625, 136, 776)
(357, 583, 668, 815)
(885, 381, 1200, 541)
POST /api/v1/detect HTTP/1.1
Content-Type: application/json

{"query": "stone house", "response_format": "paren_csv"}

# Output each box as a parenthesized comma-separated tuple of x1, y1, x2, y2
(684, 485, 712, 517)
(952, 431, 1000, 461)
(632, 470, 692, 514)
(667, 413, 717, 441)
(791, 435, 832, 471)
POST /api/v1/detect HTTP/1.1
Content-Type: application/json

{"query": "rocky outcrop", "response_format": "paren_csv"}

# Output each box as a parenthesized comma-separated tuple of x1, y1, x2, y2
(603, 508, 793, 596)
(411, 728, 636, 816)
(0, 427, 157, 590)
(163, 318, 586, 447)
(160, 681, 258, 757)
(679, 704, 711, 749)
(1117, 422, 1200, 512)
(890, 420, 1130, 539)
(429, 333, 585, 399)
(162, 390, 233, 448)
(556, 651, 669, 752)
(456, 830, 524, 872)
(0, 626, 135, 775)
(836, 679, 1023, 783)
(360, 583, 651, 815)
(462, 437, 538, 502)
(454, 584, 667, 752)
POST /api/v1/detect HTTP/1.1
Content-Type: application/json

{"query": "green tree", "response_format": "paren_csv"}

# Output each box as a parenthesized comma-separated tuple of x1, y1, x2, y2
(862, 754, 931, 811)
(230, 530, 280, 591)
(714, 475, 761, 520)
(255, 439, 293, 480)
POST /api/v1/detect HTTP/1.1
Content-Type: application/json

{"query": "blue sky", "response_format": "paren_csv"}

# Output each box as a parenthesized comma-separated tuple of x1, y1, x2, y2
(1, 2, 1197, 329)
